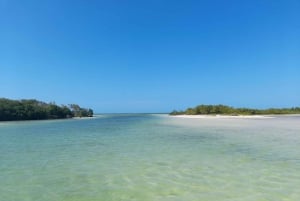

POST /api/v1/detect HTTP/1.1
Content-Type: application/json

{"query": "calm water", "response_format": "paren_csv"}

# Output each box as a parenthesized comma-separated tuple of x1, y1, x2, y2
(1, 114, 300, 201)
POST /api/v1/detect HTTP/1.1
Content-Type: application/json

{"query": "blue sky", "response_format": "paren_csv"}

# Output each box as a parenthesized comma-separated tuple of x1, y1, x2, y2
(1, 0, 299, 113)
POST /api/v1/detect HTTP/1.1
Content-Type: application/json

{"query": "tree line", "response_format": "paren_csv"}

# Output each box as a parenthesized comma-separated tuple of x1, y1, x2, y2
(0, 98, 93, 121)
(170, 104, 300, 115)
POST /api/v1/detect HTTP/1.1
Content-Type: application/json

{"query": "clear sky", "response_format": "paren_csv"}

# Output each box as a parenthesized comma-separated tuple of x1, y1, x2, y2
(1, 0, 299, 113)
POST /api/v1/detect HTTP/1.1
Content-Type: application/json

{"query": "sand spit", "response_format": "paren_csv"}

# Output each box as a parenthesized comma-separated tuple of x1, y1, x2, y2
(171, 115, 275, 119)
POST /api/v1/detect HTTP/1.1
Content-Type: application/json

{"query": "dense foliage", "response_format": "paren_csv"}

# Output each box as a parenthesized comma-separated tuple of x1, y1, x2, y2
(170, 104, 300, 116)
(0, 98, 93, 121)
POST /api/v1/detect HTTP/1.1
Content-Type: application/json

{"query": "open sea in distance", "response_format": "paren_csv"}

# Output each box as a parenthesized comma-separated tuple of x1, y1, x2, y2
(1, 114, 300, 201)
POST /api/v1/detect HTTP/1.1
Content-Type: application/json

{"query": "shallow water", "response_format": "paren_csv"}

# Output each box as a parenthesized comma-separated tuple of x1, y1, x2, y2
(0, 114, 300, 201)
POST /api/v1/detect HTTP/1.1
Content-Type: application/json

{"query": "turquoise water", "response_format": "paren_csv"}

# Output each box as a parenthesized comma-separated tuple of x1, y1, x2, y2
(1, 114, 300, 201)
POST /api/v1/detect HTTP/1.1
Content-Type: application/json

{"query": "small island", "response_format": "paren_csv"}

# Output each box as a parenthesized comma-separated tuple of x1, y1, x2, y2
(0, 98, 93, 121)
(170, 104, 300, 116)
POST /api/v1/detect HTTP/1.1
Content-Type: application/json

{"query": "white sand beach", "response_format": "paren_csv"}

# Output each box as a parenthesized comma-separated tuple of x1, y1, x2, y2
(171, 114, 274, 119)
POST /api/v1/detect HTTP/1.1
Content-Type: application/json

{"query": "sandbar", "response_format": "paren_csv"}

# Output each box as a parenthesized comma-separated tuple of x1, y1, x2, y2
(171, 115, 274, 119)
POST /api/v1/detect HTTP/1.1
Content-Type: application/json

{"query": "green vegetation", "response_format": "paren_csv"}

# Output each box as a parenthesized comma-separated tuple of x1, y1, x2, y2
(0, 98, 93, 121)
(170, 104, 300, 116)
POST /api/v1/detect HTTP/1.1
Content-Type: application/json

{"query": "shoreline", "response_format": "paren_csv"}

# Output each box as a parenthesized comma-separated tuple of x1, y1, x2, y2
(170, 114, 275, 119)
(72, 116, 96, 120)
(0, 116, 96, 123)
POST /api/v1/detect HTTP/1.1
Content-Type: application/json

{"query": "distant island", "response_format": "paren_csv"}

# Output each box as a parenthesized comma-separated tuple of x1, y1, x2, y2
(170, 104, 300, 116)
(0, 98, 93, 121)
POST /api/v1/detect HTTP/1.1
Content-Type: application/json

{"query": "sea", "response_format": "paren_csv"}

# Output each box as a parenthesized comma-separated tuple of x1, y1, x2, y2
(0, 114, 300, 201)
